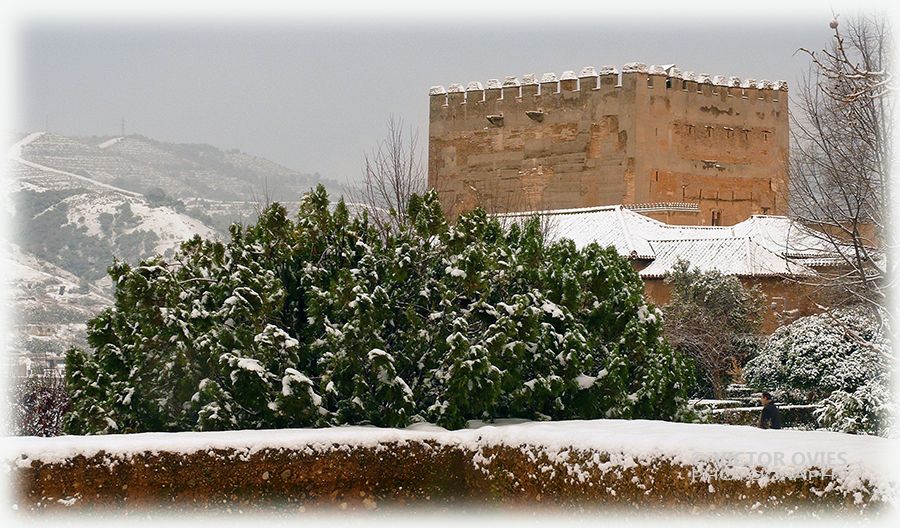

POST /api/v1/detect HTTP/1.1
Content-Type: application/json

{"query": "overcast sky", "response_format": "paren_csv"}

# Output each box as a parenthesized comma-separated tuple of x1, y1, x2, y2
(17, 12, 836, 183)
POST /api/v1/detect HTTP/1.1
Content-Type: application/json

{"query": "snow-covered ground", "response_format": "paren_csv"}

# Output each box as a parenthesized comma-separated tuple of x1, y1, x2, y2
(6, 419, 896, 501)
(9, 132, 141, 197)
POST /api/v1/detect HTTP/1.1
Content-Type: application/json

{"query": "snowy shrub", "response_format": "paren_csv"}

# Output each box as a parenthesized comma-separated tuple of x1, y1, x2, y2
(662, 261, 765, 398)
(64, 186, 695, 433)
(744, 306, 893, 436)
(9, 374, 70, 436)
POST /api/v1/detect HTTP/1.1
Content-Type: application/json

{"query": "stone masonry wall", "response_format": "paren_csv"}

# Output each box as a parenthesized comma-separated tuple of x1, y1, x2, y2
(428, 65, 789, 226)
(640, 272, 824, 333)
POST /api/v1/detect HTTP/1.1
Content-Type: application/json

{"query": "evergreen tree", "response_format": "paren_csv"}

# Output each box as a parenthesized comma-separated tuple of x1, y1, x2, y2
(64, 186, 695, 433)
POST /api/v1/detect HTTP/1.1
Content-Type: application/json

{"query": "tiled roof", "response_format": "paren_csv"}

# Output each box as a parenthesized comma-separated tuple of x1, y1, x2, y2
(499, 205, 662, 258)
(639, 237, 815, 278)
(496, 206, 837, 278)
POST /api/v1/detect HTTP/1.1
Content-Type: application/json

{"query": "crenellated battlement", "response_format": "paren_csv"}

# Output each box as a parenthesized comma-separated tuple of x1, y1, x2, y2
(428, 63, 787, 107)
(428, 62, 789, 226)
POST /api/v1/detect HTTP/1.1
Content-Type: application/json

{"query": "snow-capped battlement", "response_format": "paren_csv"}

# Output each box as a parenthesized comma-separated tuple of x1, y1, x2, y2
(429, 63, 787, 104)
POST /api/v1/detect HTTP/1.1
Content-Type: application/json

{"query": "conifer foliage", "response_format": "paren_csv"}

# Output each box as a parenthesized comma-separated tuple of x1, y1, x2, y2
(64, 186, 695, 434)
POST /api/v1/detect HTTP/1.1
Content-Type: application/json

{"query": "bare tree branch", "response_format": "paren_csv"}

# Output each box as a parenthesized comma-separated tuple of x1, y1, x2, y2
(349, 116, 426, 236)
(789, 14, 893, 329)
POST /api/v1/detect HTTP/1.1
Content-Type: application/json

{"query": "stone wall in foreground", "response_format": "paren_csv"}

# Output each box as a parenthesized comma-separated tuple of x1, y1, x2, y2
(11, 440, 884, 514)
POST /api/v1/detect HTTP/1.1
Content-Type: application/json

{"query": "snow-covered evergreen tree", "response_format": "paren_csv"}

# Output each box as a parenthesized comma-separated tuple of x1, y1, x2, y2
(744, 306, 893, 436)
(65, 185, 695, 433)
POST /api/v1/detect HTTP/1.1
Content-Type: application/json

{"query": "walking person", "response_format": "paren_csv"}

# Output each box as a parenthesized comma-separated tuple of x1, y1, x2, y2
(758, 391, 782, 429)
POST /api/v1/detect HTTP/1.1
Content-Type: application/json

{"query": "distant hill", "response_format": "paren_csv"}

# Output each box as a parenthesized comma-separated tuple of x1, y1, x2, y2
(6, 131, 345, 373)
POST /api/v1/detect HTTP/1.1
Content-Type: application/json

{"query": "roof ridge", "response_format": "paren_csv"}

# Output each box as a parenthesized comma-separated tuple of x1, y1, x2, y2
(745, 237, 754, 273)
(494, 204, 623, 218)
(615, 207, 640, 256)
(647, 236, 750, 243)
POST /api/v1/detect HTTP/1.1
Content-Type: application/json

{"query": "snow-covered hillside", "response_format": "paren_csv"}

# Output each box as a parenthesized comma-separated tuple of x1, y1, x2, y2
(18, 132, 338, 202)
(7, 133, 219, 370)
(7, 131, 343, 369)
(5, 244, 111, 373)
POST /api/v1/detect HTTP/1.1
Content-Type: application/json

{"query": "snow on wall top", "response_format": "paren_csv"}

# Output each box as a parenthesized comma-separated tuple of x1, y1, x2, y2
(5, 419, 895, 500)
(431, 64, 787, 95)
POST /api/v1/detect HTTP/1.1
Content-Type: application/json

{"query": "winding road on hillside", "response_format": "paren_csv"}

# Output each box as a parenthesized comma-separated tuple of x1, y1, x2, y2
(8, 132, 142, 198)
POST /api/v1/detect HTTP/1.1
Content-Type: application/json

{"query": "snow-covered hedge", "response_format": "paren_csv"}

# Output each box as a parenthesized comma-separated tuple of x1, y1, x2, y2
(744, 307, 893, 436)
(63, 187, 695, 434)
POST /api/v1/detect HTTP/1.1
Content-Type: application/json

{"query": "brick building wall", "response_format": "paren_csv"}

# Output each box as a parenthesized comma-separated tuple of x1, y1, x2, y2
(428, 64, 789, 226)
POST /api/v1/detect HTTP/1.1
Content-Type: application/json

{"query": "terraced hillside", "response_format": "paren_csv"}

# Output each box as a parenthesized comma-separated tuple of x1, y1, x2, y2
(7, 131, 341, 372)
(88, 133, 339, 202)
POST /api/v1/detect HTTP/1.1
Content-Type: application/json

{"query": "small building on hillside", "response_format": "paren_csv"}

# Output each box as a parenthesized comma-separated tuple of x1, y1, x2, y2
(497, 205, 841, 332)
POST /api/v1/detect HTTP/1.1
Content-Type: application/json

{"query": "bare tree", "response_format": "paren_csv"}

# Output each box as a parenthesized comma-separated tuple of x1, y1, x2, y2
(350, 116, 426, 235)
(662, 261, 765, 399)
(791, 14, 893, 321)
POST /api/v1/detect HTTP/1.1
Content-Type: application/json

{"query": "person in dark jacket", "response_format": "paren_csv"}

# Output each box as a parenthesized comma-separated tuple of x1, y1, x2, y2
(758, 391, 782, 429)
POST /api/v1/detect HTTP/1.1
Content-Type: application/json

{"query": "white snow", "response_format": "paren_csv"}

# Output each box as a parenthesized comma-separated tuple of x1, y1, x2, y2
(622, 62, 648, 73)
(575, 374, 597, 389)
(367, 348, 393, 362)
(96, 137, 124, 149)
(8, 132, 141, 197)
(445, 266, 466, 279)
(540, 301, 564, 320)
(235, 357, 265, 373)
(5, 420, 895, 500)
(598, 65, 619, 76)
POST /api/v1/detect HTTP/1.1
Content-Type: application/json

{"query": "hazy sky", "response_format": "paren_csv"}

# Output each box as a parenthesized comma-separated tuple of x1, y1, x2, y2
(17, 13, 834, 183)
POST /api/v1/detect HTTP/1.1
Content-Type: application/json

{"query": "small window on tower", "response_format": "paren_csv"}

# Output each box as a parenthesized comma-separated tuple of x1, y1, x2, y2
(711, 210, 721, 226)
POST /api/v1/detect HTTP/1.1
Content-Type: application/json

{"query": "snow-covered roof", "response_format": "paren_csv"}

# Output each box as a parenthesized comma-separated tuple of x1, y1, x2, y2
(496, 205, 838, 278)
(640, 237, 815, 278)
(500, 205, 662, 258)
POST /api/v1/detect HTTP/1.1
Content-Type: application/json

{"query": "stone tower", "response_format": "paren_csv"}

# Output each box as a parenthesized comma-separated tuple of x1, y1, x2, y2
(427, 63, 789, 226)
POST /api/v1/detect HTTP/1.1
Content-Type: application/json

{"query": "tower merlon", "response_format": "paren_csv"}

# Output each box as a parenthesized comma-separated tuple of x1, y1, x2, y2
(579, 66, 598, 91)
(502, 76, 520, 100)
(559, 70, 578, 91)
(447, 83, 465, 105)
(522, 74, 539, 98)
(466, 81, 485, 104)
(540, 72, 558, 96)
